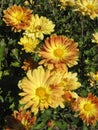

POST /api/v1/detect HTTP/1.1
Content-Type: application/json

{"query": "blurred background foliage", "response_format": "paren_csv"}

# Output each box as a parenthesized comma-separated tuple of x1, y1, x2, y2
(0, 0, 98, 129)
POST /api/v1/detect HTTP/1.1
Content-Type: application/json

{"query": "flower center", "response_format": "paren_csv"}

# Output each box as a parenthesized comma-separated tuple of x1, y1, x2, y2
(86, 4, 93, 10)
(54, 48, 65, 58)
(36, 87, 46, 97)
(84, 103, 92, 111)
(35, 25, 41, 32)
(14, 12, 24, 24)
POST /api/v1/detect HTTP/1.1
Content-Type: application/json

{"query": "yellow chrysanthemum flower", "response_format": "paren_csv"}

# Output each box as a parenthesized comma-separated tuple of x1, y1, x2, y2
(18, 66, 64, 115)
(24, 14, 55, 40)
(89, 71, 98, 87)
(59, 0, 75, 9)
(75, 93, 98, 126)
(18, 36, 39, 53)
(74, 0, 98, 19)
(92, 32, 98, 44)
(57, 71, 81, 91)
(3, 5, 32, 32)
(39, 34, 79, 71)
(90, 72, 98, 81)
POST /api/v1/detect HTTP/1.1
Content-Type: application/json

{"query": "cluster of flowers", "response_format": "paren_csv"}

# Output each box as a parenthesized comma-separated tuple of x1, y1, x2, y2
(59, 0, 98, 20)
(2, 0, 98, 129)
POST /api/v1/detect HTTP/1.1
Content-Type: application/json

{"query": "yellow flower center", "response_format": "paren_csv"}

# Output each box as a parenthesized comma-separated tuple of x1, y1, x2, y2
(23, 43, 33, 52)
(86, 4, 93, 10)
(36, 87, 46, 98)
(13, 12, 24, 24)
(84, 103, 92, 111)
(54, 48, 65, 58)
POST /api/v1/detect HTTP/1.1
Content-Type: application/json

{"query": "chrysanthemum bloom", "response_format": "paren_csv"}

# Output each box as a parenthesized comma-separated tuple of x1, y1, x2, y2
(62, 91, 79, 102)
(4, 107, 36, 130)
(74, 93, 98, 126)
(92, 32, 98, 44)
(51, 70, 80, 105)
(21, 58, 38, 71)
(90, 72, 98, 81)
(18, 36, 39, 53)
(62, 91, 79, 110)
(3, 4, 32, 32)
(53, 70, 81, 91)
(89, 72, 98, 87)
(24, 14, 55, 40)
(74, 0, 98, 19)
(59, 72, 81, 90)
(39, 34, 79, 71)
(59, 0, 75, 9)
(18, 66, 65, 115)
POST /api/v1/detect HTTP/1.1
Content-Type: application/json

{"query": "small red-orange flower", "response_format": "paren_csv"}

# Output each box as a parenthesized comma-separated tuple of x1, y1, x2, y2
(21, 58, 38, 71)
(3, 5, 32, 32)
(4, 107, 36, 130)
(74, 93, 98, 126)
(39, 34, 79, 71)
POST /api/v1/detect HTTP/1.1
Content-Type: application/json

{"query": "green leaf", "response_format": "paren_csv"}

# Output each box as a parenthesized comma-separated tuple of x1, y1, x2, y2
(0, 71, 3, 79)
(0, 20, 3, 25)
(55, 121, 67, 130)
(10, 61, 20, 67)
(14, 0, 22, 4)
(0, 95, 4, 102)
(0, 39, 6, 62)
(83, 124, 88, 130)
(81, 89, 88, 97)
(32, 122, 45, 130)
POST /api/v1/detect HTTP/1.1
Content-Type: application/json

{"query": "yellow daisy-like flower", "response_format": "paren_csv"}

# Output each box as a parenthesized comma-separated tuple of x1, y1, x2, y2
(3, 4, 32, 32)
(74, 0, 98, 19)
(92, 32, 98, 44)
(18, 66, 64, 115)
(89, 71, 98, 87)
(58, 71, 81, 91)
(59, 0, 75, 9)
(24, 14, 55, 40)
(75, 93, 98, 126)
(18, 35, 39, 53)
(90, 72, 98, 81)
(39, 34, 79, 71)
